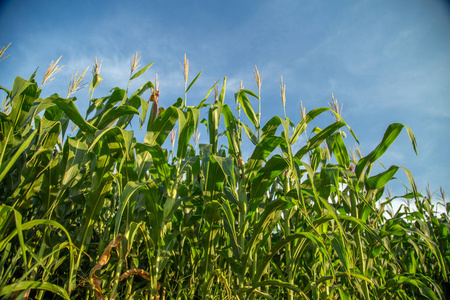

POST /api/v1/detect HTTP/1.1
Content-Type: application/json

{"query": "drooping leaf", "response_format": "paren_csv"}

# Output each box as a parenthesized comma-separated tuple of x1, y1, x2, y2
(356, 123, 417, 181)
(366, 165, 399, 190)
(236, 89, 258, 128)
(250, 155, 288, 201)
(8, 76, 40, 128)
(0, 281, 70, 300)
(261, 115, 282, 141)
(246, 135, 285, 183)
(50, 96, 97, 134)
(241, 122, 258, 145)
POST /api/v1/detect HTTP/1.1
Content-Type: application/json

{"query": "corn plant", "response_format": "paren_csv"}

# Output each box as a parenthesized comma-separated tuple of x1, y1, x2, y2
(0, 49, 449, 299)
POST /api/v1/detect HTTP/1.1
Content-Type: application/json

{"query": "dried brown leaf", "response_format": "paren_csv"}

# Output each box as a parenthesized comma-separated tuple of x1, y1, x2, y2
(90, 234, 122, 299)
(120, 268, 151, 281)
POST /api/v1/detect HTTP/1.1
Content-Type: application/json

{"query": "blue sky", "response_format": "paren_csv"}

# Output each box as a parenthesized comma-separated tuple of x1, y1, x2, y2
(1, 0, 449, 206)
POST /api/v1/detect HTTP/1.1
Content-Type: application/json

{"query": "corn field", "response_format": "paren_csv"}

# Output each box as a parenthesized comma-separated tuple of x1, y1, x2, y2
(0, 51, 449, 299)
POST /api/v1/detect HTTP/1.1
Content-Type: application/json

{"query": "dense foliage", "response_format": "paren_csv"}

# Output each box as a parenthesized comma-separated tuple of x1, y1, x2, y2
(0, 53, 449, 299)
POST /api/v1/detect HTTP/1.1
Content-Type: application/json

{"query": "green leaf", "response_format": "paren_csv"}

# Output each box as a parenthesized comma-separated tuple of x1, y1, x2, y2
(219, 77, 226, 104)
(140, 180, 163, 246)
(114, 182, 145, 236)
(0, 281, 70, 300)
(382, 275, 440, 300)
(50, 96, 97, 134)
(96, 105, 139, 129)
(236, 90, 258, 128)
(254, 230, 332, 283)
(366, 165, 399, 190)
(204, 155, 226, 201)
(356, 123, 417, 180)
(406, 227, 448, 281)
(186, 70, 202, 93)
(380, 223, 406, 238)
(250, 155, 288, 200)
(331, 132, 350, 168)
(145, 106, 178, 146)
(330, 232, 350, 274)
(222, 104, 240, 157)
(76, 143, 114, 265)
(88, 73, 103, 95)
(0, 129, 36, 182)
(21, 97, 55, 125)
(246, 135, 285, 183)
(177, 108, 195, 159)
(240, 89, 259, 99)
(90, 126, 134, 174)
(243, 279, 302, 298)
(130, 62, 154, 81)
(219, 198, 240, 253)
(13, 208, 27, 274)
(241, 122, 258, 145)
(8, 76, 40, 128)
(261, 116, 282, 141)
(135, 143, 171, 183)
(208, 102, 222, 153)
(289, 107, 331, 145)
(295, 121, 346, 159)
(0, 206, 75, 292)
(197, 81, 218, 109)
(132, 80, 154, 97)
(76, 173, 114, 260)
(61, 138, 88, 187)
(212, 155, 236, 189)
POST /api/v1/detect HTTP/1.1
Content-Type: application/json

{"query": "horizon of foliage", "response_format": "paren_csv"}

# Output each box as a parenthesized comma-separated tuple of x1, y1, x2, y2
(0, 49, 449, 299)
